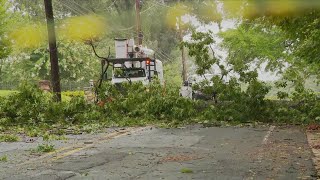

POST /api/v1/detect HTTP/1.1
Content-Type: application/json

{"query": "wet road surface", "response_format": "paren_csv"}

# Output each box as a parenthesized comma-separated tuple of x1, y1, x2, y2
(0, 125, 317, 180)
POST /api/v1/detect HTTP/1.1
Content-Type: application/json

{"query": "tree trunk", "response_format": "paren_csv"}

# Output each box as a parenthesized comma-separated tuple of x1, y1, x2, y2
(44, 0, 62, 102)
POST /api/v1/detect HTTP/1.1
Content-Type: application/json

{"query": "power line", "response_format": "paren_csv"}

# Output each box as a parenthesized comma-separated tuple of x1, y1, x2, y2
(154, 49, 175, 62)
(58, 0, 85, 15)
(68, 0, 93, 14)
(154, 0, 170, 8)
(141, 2, 158, 14)
(57, 0, 177, 63)
(66, 0, 95, 15)
(106, 0, 117, 12)
(118, 26, 135, 31)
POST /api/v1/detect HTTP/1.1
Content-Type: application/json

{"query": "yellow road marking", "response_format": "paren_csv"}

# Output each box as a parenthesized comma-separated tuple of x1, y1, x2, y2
(16, 127, 147, 167)
(49, 127, 144, 161)
(16, 144, 76, 167)
(50, 147, 85, 161)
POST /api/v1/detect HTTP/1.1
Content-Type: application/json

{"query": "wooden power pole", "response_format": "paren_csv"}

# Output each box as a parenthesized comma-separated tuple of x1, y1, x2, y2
(180, 27, 187, 82)
(135, 0, 143, 45)
(44, 0, 61, 102)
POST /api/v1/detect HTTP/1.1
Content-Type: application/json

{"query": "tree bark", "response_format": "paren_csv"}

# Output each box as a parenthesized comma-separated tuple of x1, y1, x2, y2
(44, 0, 61, 102)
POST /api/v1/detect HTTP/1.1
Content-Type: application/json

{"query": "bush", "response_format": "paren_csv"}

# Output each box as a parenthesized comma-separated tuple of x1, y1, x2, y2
(0, 82, 50, 124)
(0, 80, 319, 134)
(0, 82, 92, 126)
(98, 81, 197, 121)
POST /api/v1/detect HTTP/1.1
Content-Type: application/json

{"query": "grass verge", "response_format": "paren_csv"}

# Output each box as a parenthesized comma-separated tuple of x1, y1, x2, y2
(0, 134, 20, 142)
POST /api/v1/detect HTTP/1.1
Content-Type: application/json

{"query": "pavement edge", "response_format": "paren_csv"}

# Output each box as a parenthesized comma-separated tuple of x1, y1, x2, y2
(306, 130, 320, 178)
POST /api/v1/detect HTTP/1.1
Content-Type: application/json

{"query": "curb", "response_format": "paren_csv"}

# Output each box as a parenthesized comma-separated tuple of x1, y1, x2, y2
(306, 130, 320, 178)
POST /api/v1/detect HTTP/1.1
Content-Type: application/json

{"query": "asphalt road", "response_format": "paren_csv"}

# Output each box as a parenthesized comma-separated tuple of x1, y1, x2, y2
(0, 125, 317, 180)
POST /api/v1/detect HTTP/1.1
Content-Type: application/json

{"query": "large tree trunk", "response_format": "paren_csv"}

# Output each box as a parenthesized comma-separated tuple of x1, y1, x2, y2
(44, 0, 62, 102)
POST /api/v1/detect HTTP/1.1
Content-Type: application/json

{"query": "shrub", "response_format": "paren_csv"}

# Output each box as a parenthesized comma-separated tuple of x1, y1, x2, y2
(0, 80, 319, 134)
(97, 81, 197, 121)
(0, 82, 51, 124)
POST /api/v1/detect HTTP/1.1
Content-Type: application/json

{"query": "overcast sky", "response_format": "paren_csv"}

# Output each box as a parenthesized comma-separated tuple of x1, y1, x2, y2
(183, 9, 281, 82)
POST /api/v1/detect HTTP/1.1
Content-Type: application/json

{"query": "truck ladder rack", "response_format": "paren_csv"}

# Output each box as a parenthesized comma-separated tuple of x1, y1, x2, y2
(106, 58, 155, 64)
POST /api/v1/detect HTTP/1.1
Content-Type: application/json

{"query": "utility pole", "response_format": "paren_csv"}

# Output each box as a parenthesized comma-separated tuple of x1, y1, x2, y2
(135, 0, 143, 45)
(179, 27, 187, 82)
(176, 0, 187, 82)
(44, 0, 61, 102)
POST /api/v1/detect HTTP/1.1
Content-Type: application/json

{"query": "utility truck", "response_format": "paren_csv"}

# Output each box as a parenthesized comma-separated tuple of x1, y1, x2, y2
(87, 39, 164, 103)
(105, 39, 164, 85)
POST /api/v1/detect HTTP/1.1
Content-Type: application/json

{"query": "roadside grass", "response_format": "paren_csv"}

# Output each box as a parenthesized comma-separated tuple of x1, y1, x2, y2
(0, 155, 8, 162)
(181, 168, 193, 173)
(0, 134, 20, 142)
(0, 90, 84, 101)
(0, 90, 17, 97)
(32, 144, 55, 153)
(43, 133, 68, 141)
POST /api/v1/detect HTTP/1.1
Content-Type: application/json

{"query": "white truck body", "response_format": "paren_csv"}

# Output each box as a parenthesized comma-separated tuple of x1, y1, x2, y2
(111, 39, 164, 85)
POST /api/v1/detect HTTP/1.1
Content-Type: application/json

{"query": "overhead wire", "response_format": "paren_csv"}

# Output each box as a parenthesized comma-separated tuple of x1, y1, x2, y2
(138, 31, 176, 62)
(68, 1, 95, 15)
(152, 48, 175, 62)
(68, 0, 93, 14)
(141, 2, 158, 14)
(106, 0, 117, 12)
(57, 0, 177, 63)
(58, 0, 85, 15)
(154, 0, 171, 8)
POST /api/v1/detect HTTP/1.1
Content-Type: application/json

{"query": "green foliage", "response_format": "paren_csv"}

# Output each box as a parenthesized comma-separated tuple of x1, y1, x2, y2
(1, 0, 320, 132)
(2, 41, 100, 83)
(0, 80, 319, 134)
(43, 133, 67, 141)
(1, 0, 183, 84)
(0, 82, 93, 126)
(0, 82, 51, 124)
(0, 90, 17, 97)
(182, 31, 217, 75)
(97, 81, 197, 121)
(0, 0, 14, 82)
(265, 11, 320, 67)
(182, 30, 320, 124)
(220, 25, 287, 72)
(0, 0, 11, 59)
(164, 60, 183, 87)
(0, 134, 20, 142)
(220, 7, 320, 90)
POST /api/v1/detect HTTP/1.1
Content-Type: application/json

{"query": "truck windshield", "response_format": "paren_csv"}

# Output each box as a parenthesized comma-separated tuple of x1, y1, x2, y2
(114, 68, 146, 78)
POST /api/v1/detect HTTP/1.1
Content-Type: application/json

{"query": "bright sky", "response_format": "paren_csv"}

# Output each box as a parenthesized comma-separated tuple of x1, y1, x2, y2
(184, 15, 281, 82)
